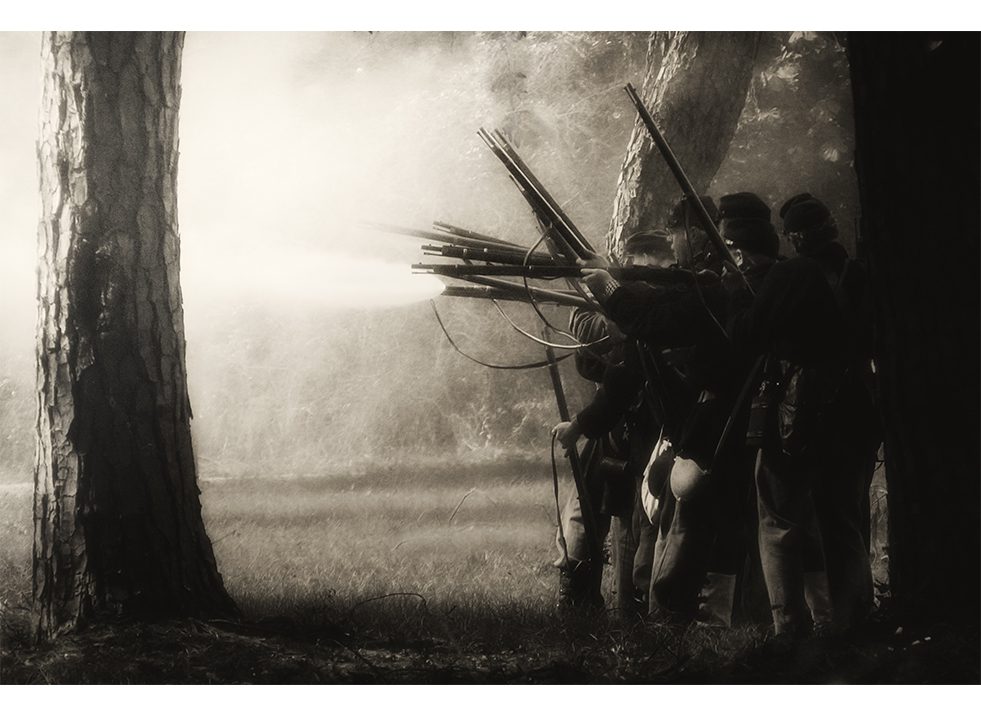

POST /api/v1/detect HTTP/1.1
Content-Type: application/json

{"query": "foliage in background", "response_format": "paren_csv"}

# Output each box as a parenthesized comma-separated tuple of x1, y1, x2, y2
(712, 31, 859, 255)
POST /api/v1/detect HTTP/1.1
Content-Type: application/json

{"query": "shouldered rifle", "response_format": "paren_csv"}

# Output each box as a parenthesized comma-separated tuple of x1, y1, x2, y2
(623, 83, 753, 294)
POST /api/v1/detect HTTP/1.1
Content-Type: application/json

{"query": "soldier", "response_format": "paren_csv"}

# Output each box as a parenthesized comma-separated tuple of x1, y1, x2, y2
(550, 327, 614, 613)
(578, 195, 770, 624)
(699, 192, 782, 627)
(779, 193, 879, 630)
(726, 194, 849, 637)
(553, 229, 677, 617)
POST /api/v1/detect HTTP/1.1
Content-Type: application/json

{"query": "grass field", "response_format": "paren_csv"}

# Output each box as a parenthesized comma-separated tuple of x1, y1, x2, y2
(1, 460, 976, 684)
(1, 459, 567, 625)
(202, 462, 561, 618)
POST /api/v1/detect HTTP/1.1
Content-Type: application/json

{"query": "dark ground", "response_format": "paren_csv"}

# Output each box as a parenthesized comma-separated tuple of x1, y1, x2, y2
(1, 603, 977, 684)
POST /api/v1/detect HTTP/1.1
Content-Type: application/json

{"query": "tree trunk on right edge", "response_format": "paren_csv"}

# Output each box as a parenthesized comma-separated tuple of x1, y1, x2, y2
(847, 32, 980, 622)
(607, 32, 760, 256)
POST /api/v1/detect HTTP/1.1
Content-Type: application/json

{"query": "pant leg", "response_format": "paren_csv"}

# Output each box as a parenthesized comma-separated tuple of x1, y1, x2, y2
(632, 475, 657, 608)
(556, 487, 589, 567)
(609, 472, 660, 616)
(756, 447, 830, 634)
(706, 446, 759, 576)
(700, 448, 757, 626)
(611, 513, 638, 614)
(812, 445, 876, 629)
(733, 447, 771, 626)
(648, 486, 715, 618)
(554, 440, 609, 567)
(555, 442, 612, 608)
(603, 460, 639, 615)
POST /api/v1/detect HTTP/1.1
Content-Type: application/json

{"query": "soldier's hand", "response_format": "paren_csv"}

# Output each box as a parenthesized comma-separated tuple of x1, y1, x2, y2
(580, 268, 614, 296)
(551, 420, 582, 453)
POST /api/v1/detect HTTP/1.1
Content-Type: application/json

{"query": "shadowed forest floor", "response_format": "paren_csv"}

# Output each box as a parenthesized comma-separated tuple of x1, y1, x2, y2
(1, 462, 977, 684)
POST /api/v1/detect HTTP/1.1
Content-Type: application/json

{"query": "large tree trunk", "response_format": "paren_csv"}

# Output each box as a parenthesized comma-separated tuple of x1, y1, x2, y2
(847, 33, 980, 621)
(607, 32, 760, 255)
(34, 32, 236, 639)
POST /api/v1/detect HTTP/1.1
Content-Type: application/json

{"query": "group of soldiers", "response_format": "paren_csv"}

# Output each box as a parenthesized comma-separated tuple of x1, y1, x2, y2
(550, 191, 880, 638)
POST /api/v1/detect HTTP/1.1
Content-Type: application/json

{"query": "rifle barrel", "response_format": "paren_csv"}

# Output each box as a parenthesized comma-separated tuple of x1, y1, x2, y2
(415, 262, 706, 285)
(440, 286, 528, 302)
(491, 130, 596, 257)
(420, 243, 557, 267)
(368, 221, 542, 257)
(477, 129, 585, 263)
(458, 275, 592, 309)
(415, 263, 579, 278)
(431, 222, 522, 249)
(440, 285, 585, 308)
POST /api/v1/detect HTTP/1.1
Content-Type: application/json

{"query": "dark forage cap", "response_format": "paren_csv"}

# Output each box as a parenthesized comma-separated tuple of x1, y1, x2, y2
(717, 192, 780, 258)
(779, 193, 839, 258)
(718, 192, 772, 221)
(779, 193, 837, 235)
(666, 195, 719, 229)
(624, 228, 672, 256)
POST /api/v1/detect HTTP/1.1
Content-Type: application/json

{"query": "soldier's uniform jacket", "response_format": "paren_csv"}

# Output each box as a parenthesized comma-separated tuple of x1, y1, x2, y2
(807, 241, 878, 439)
(602, 276, 746, 465)
(727, 255, 843, 367)
(726, 254, 851, 457)
(568, 309, 662, 476)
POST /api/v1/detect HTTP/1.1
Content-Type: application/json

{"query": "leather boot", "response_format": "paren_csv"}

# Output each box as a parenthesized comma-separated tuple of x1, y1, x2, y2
(696, 572, 737, 627)
(556, 560, 604, 613)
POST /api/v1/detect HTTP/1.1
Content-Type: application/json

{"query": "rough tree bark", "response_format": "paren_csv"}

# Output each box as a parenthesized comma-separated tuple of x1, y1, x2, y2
(34, 32, 236, 639)
(847, 33, 980, 621)
(607, 32, 760, 255)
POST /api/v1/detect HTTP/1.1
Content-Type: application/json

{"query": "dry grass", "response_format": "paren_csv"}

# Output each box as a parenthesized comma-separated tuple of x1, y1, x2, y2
(0, 462, 600, 653)
(201, 464, 566, 623)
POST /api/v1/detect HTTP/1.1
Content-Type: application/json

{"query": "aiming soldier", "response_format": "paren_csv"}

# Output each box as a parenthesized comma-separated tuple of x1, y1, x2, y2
(552, 229, 677, 616)
(579, 193, 780, 626)
(576, 196, 734, 623)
